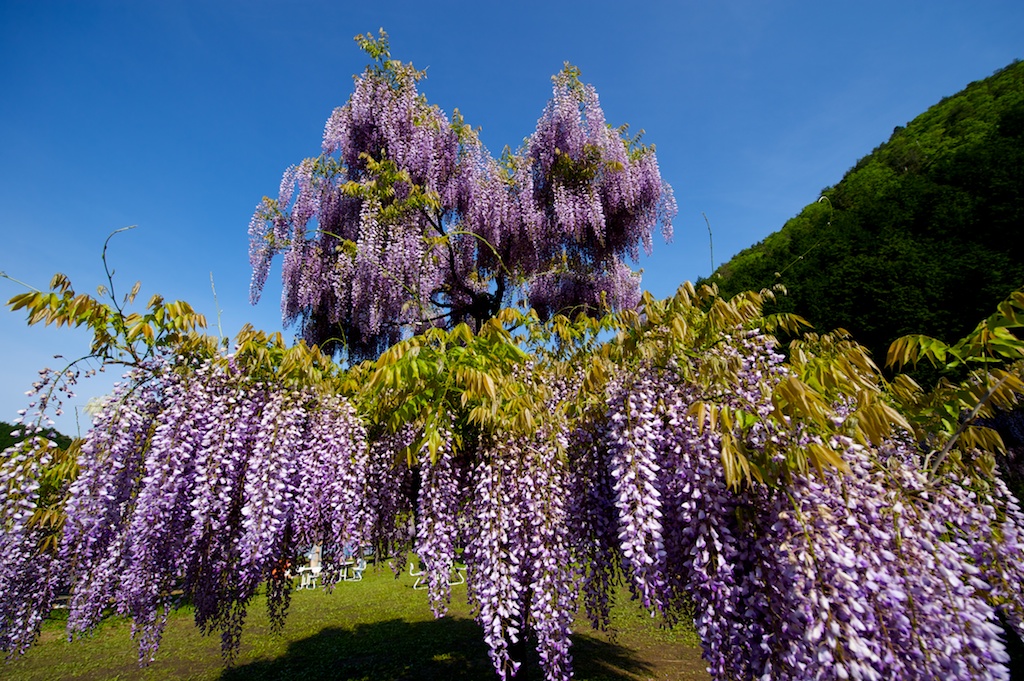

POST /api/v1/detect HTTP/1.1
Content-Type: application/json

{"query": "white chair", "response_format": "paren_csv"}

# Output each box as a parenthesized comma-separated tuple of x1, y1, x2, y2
(298, 565, 321, 589)
(450, 564, 467, 586)
(344, 558, 367, 581)
(409, 561, 427, 589)
(409, 561, 466, 588)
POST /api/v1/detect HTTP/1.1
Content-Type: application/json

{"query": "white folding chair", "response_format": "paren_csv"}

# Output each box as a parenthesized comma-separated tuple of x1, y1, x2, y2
(298, 565, 322, 589)
(344, 558, 367, 581)
(409, 561, 466, 588)
(409, 561, 427, 589)
(450, 564, 467, 586)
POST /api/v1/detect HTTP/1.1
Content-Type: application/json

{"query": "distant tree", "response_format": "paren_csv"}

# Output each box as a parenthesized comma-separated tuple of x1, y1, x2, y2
(248, 31, 676, 361)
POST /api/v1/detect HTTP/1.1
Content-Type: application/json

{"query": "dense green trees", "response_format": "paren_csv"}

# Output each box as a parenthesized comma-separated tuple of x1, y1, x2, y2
(0, 422, 71, 452)
(708, 60, 1024, 374)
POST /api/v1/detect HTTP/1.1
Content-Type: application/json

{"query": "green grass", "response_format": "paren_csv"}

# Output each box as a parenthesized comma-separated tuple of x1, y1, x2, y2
(4, 564, 709, 680)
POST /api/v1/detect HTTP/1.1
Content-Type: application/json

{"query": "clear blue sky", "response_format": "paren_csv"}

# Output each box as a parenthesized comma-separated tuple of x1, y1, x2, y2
(2, 0, 1022, 435)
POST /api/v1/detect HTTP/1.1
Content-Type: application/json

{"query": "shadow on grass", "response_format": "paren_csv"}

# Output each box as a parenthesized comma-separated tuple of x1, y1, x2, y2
(219, 617, 655, 681)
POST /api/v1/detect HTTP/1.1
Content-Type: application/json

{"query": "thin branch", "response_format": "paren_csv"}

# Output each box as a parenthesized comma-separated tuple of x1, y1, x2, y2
(703, 212, 714, 274)
(101, 225, 138, 316)
(0, 271, 42, 292)
(210, 272, 225, 341)
(925, 372, 1012, 477)
(29, 353, 101, 432)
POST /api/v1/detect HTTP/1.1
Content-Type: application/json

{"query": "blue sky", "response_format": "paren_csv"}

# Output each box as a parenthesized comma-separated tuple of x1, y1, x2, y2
(2, 0, 1022, 435)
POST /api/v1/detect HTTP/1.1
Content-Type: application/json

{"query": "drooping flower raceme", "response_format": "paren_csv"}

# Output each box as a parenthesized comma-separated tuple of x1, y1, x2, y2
(0, 438, 62, 657)
(516, 66, 676, 320)
(414, 427, 463, 617)
(464, 427, 577, 681)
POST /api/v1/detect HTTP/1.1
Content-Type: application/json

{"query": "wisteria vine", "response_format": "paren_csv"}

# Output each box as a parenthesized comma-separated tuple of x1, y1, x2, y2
(2, 353, 373, 663)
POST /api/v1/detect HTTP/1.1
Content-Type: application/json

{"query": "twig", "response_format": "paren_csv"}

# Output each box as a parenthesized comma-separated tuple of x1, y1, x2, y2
(101, 225, 137, 315)
(703, 212, 714, 274)
(0, 271, 42, 292)
(925, 372, 1011, 477)
(210, 272, 224, 341)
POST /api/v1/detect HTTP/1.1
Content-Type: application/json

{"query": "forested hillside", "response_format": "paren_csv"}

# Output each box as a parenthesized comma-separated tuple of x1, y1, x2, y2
(707, 59, 1024, 371)
(0, 421, 71, 451)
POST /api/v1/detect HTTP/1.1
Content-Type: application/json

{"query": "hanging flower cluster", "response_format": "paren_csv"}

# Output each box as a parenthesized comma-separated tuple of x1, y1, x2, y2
(588, 324, 1024, 680)
(464, 429, 576, 681)
(736, 441, 1014, 680)
(516, 65, 674, 320)
(0, 438, 63, 657)
(414, 425, 463, 617)
(2, 355, 369, 663)
(359, 425, 415, 578)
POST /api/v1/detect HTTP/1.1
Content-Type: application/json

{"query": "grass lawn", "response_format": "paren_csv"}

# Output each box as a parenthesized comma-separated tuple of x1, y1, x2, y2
(3, 563, 710, 681)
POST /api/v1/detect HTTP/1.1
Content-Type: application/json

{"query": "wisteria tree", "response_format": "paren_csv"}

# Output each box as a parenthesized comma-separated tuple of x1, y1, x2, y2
(248, 30, 676, 361)
(5, 30, 1024, 681)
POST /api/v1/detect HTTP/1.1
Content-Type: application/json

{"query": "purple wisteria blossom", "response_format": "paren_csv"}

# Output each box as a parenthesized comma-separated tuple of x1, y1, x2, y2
(594, 329, 1024, 680)
(1, 357, 371, 663)
(465, 429, 577, 681)
(515, 66, 675, 320)
(0, 439, 62, 657)
(248, 36, 675, 360)
(414, 427, 463, 617)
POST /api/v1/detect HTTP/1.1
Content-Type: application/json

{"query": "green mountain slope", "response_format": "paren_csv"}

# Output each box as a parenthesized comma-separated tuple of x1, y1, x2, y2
(707, 59, 1024, 369)
(0, 421, 73, 451)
